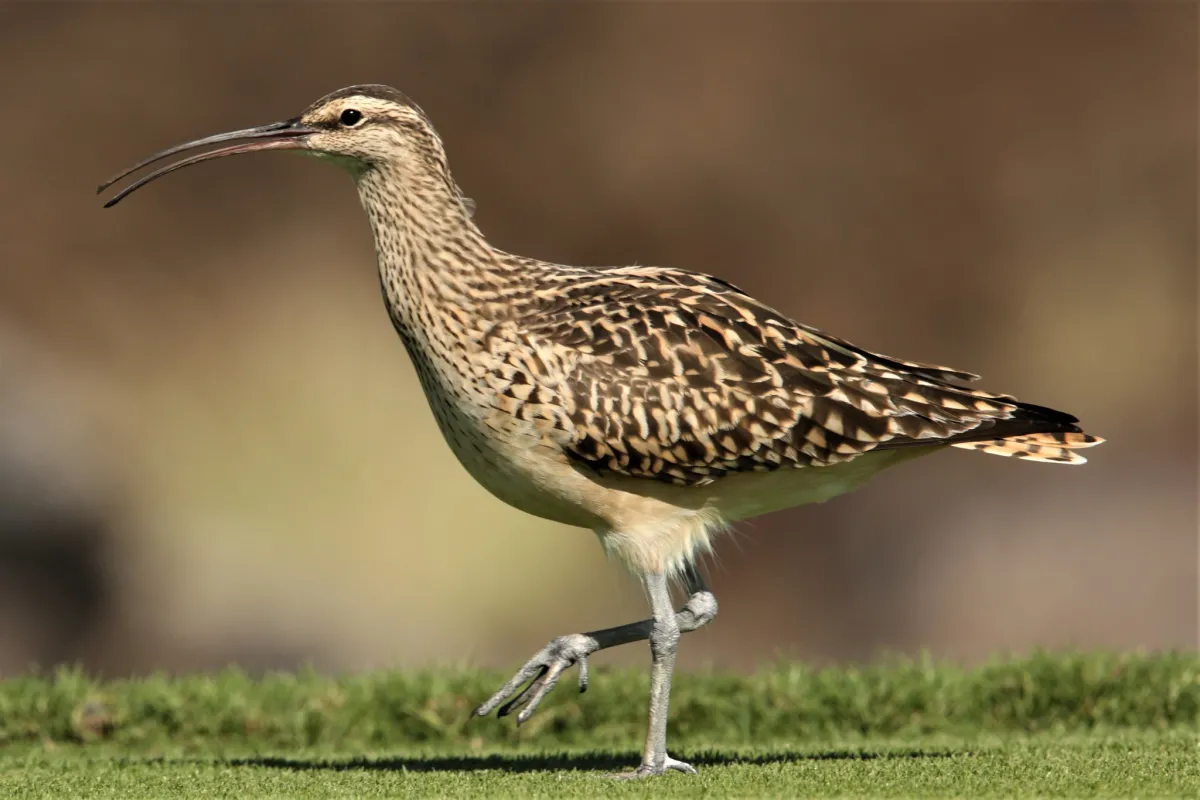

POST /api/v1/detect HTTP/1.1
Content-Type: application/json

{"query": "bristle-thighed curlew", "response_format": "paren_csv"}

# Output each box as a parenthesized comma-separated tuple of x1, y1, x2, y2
(99, 84, 1102, 778)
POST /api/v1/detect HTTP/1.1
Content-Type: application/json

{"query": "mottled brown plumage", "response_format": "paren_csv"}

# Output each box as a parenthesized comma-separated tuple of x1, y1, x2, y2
(503, 266, 1099, 485)
(99, 84, 1102, 778)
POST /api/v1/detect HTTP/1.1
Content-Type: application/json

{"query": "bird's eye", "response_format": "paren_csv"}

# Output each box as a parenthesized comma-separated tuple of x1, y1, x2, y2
(339, 109, 363, 127)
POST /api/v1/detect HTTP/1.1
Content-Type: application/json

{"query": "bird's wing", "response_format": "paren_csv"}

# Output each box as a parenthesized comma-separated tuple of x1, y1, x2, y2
(516, 266, 1086, 486)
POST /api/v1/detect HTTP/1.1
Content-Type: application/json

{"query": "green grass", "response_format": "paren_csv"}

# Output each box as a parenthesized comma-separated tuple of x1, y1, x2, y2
(0, 652, 1197, 797)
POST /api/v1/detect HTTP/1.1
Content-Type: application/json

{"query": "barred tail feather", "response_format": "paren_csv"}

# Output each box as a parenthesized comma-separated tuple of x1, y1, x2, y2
(950, 432, 1104, 464)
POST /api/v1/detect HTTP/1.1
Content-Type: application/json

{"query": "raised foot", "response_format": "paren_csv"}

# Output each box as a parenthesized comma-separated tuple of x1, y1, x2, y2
(472, 633, 597, 725)
(611, 756, 698, 779)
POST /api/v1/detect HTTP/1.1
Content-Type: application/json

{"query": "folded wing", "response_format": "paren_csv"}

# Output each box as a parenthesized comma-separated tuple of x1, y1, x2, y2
(517, 267, 1099, 486)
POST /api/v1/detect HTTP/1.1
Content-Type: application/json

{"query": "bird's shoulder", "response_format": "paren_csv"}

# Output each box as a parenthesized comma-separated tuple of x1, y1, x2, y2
(513, 263, 979, 390)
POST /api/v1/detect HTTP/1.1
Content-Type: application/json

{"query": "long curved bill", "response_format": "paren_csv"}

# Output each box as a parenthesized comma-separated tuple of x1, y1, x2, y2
(97, 118, 317, 208)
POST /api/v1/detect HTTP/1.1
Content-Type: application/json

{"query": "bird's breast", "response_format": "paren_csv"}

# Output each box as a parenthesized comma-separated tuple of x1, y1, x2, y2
(401, 336, 599, 529)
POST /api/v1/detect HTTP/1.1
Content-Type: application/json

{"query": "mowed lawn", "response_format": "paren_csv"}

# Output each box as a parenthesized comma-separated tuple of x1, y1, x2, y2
(0, 653, 1196, 798)
(4, 730, 1198, 798)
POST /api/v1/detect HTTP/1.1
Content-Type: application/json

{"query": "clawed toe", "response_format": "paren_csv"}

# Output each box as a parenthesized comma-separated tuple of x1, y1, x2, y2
(665, 756, 698, 775)
(473, 633, 597, 724)
(611, 755, 697, 779)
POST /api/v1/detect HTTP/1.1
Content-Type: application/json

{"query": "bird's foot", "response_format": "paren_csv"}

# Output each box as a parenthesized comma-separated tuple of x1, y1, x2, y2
(611, 755, 698, 779)
(472, 633, 597, 725)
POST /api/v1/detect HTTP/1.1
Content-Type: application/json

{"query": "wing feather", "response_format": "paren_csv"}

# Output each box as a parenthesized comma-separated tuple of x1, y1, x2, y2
(518, 267, 1088, 486)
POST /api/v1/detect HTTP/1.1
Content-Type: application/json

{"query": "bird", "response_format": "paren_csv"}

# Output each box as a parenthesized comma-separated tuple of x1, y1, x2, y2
(98, 84, 1102, 778)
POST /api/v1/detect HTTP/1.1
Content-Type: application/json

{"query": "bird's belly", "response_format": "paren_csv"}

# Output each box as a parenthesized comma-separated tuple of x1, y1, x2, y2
(700, 446, 938, 521)
(594, 445, 938, 524)
(422, 387, 600, 529)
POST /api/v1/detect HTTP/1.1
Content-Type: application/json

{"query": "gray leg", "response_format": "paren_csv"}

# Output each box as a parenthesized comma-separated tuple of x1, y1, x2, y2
(616, 570, 694, 778)
(473, 564, 716, 738)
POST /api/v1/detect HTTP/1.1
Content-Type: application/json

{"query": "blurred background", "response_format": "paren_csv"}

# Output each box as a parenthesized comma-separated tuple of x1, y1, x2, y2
(0, 3, 1194, 676)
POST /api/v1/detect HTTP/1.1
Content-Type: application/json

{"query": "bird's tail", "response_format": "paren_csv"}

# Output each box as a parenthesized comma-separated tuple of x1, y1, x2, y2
(949, 431, 1103, 464)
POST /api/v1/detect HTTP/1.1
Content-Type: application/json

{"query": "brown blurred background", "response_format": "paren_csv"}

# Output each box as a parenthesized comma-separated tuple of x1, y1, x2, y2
(0, 3, 1194, 676)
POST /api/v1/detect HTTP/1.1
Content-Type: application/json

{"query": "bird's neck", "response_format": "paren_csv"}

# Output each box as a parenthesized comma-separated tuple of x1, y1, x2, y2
(356, 165, 515, 344)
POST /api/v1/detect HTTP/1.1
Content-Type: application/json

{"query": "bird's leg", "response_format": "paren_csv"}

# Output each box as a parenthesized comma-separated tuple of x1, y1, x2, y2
(614, 569, 694, 778)
(472, 564, 716, 735)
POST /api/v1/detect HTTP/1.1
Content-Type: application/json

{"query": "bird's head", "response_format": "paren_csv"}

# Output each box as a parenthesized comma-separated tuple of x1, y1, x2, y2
(99, 85, 450, 207)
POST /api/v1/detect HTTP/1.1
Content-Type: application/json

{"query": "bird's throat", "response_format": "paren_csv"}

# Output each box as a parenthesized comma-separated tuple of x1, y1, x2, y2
(356, 166, 508, 353)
